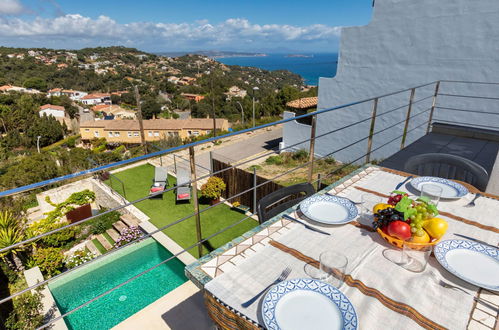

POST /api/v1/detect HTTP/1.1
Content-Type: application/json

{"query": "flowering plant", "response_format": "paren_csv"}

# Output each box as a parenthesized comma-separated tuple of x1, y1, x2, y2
(232, 201, 241, 208)
(114, 226, 143, 248)
(64, 249, 95, 269)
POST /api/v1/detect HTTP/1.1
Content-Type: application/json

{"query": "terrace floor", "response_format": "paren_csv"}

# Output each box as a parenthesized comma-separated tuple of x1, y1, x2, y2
(380, 129, 499, 193)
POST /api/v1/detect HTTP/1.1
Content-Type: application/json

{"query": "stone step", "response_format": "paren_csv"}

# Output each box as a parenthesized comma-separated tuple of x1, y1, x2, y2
(106, 228, 120, 241)
(120, 214, 139, 228)
(113, 220, 128, 233)
(85, 240, 102, 256)
(95, 234, 113, 250)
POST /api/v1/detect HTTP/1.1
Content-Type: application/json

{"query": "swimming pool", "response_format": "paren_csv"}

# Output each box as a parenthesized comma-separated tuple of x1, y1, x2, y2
(49, 238, 187, 330)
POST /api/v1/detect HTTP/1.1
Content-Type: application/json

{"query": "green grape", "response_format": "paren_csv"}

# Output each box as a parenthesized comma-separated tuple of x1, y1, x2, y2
(416, 224, 422, 230)
(416, 214, 423, 221)
(410, 215, 416, 221)
(410, 222, 416, 227)
(422, 212, 428, 219)
(410, 227, 417, 233)
(416, 229, 424, 236)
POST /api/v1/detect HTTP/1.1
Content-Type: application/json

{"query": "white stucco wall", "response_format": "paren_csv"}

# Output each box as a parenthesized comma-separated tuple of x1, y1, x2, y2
(39, 108, 65, 118)
(284, 0, 499, 163)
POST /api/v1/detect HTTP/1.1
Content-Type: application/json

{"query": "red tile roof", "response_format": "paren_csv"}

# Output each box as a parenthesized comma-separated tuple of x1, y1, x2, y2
(286, 96, 318, 109)
(40, 104, 65, 111)
(82, 93, 110, 100)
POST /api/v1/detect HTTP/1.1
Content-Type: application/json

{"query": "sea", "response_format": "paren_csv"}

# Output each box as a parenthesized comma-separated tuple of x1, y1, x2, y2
(217, 53, 338, 86)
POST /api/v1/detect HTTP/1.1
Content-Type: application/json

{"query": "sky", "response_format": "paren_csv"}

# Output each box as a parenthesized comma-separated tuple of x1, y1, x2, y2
(0, 0, 373, 53)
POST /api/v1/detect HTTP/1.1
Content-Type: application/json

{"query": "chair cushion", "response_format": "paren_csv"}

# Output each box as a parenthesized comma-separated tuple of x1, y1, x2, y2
(150, 187, 163, 193)
(177, 193, 190, 199)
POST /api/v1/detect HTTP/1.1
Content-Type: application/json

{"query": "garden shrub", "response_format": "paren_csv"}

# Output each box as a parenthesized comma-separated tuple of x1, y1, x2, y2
(31, 247, 64, 276)
(86, 210, 121, 235)
(29, 220, 77, 248)
(200, 177, 226, 200)
(5, 288, 44, 330)
(292, 149, 309, 161)
(265, 155, 283, 165)
(64, 249, 95, 269)
(114, 226, 143, 248)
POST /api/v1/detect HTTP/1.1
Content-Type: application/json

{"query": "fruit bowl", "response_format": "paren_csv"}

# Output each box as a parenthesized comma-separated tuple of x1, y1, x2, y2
(376, 227, 442, 250)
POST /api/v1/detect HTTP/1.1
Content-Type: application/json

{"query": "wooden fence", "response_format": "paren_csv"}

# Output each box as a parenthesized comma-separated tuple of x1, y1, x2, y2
(212, 158, 285, 212)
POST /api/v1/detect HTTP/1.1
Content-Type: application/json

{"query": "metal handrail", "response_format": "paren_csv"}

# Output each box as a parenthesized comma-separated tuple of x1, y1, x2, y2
(3, 79, 499, 329)
(0, 80, 438, 198)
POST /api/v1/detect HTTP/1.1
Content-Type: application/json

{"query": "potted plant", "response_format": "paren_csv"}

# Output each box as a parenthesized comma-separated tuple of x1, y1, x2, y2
(231, 201, 250, 214)
(201, 177, 226, 205)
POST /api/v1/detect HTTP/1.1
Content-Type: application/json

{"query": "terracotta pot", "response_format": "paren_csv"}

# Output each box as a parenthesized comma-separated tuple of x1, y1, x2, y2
(210, 197, 220, 206)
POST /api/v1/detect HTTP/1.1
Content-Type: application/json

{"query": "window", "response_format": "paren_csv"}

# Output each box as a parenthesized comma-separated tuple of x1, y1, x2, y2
(127, 132, 132, 137)
(154, 131, 159, 137)
(148, 131, 152, 137)
(94, 131, 99, 137)
(85, 128, 90, 132)
(133, 132, 139, 137)
(114, 132, 120, 137)
(108, 132, 113, 137)
(206, 130, 211, 134)
(187, 130, 192, 135)
(192, 131, 199, 136)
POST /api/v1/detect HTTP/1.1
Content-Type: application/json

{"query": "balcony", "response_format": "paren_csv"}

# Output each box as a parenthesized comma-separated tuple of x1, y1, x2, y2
(0, 80, 498, 329)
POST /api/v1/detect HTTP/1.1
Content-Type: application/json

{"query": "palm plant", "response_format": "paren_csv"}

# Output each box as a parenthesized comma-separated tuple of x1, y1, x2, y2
(0, 211, 27, 271)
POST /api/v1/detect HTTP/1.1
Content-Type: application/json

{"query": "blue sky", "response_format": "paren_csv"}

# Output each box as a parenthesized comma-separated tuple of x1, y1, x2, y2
(0, 0, 373, 52)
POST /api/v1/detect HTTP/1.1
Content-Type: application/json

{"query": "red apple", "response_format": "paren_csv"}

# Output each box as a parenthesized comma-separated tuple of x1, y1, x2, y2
(387, 221, 411, 241)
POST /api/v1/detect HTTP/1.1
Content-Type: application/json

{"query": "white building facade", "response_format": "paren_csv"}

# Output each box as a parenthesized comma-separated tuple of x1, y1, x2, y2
(283, 0, 499, 163)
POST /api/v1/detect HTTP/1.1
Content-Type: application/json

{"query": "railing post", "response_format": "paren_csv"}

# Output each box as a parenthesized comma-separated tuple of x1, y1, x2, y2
(365, 98, 379, 164)
(209, 151, 214, 174)
(189, 146, 203, 258)
(307, 115, 317, 183)
(173, 154, 177, 174)
(400, 88, 416, 150)
(317, 173, 322, 191)
(253, 167, 257, 215)
(426, 81, 441, 133)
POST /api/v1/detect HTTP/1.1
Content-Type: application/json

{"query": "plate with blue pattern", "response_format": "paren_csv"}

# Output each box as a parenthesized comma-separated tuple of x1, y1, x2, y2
(262, 278, 358, 330)
(410, 176, 468, 199)
(299, 194, 358, 225)
(434, 239, 499, 291)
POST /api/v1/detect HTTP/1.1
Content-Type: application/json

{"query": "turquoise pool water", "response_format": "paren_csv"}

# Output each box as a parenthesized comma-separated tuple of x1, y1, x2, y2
(49, 238, 187, 330)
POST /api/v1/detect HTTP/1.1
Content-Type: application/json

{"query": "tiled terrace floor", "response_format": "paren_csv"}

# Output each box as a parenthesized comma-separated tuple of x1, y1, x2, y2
(380, 132, 499, 192)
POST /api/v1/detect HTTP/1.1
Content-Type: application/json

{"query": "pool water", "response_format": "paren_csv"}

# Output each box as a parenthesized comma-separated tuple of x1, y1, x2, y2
(49, 238, 187, 330)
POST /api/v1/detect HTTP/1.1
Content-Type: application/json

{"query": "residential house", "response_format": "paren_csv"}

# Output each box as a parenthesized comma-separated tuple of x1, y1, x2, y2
(178, 76, 196, 86)
(80, 118, 229, 143)
(39, 104, 66, 118)
(62, 89, 88, 101)
(224, 86, 247, 100)
(167, 76, 180, 84)
(47, 88, 62, 97)
(0, 85, 40, 94)
(81, 93, 111, 105)
(181, 93, 205, 103)
(92, 104, 136, 119)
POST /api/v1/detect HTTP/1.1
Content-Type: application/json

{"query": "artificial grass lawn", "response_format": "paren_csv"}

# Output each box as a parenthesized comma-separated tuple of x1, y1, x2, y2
(102, 232, 115, 245)
(105, 164, 258, 258)
(92, 239, 107, 254)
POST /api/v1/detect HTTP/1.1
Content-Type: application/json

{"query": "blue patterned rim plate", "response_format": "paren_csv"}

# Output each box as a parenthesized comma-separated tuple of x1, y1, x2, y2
(434, 239, 499, 291)
(410, 176, 468, 199)
(299, 195, 358, 225)
(262, 278, 358, 330)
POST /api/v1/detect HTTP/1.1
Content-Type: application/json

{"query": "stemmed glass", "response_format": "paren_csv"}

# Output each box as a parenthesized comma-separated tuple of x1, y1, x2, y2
(359, 194, 382, 224)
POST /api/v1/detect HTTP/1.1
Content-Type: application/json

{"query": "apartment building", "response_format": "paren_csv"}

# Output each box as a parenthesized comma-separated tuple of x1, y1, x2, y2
(80, 118, 229, 143)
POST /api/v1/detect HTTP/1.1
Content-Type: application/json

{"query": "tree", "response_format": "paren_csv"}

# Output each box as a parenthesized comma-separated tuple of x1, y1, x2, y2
(141, 97, 161, 119)
(23, 77, 47, 91)
(0, 153, 59, 189)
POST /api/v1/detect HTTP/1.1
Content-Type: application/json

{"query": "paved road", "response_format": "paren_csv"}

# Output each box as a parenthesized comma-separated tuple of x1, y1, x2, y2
(193, 127, 282, 175)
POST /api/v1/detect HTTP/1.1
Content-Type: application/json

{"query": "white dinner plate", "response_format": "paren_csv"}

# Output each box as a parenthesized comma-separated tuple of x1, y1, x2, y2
(434, 240, 499, 291)
(410, 176, 468, 199)
(262, 278, 358, 330)
(299, 195, 358, 225)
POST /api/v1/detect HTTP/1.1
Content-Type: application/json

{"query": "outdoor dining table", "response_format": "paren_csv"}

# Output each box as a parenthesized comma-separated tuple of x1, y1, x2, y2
(185, 165, 499, 330)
